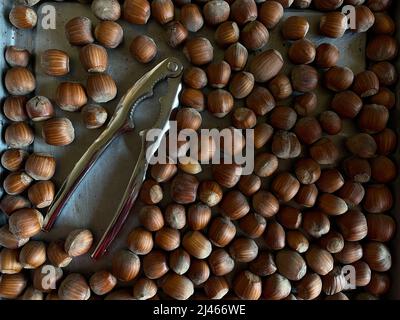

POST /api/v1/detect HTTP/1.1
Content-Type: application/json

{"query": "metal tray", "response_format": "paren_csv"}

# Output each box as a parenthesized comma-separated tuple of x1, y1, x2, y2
(0, 0, 398, 298)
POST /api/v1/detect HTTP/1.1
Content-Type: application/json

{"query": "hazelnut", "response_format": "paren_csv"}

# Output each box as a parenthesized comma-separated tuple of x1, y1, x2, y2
(28, 180, 55, 209)
(0, 225, 29, 250)
(310, 138, 339, 165)
(91, 0, 121, 21)
(41, 49, 69, 77)
(253, 123, 274, 149)
(353, 70, 380, 98)
(1, 149, 28, 172)
(282, 16, 309, 40)
(64, 229, 93, 257)
(9, 5, 37, 29)
(0, 273, 27, 299)
(367, 0, 392, 12)
(318, 193, 348, 216)
(224, 42, 248, 71)
(373, 128, 397, 155)
(55, 82, 87, 112)
(264, 221, 286, 251)
(133, 278, 157, 300)
(81, 104, 108, 129)
(286, 230, 309, 253)
(208, 217, 236, 247)
(206, 61, 231, 89)
(123, 0, 150, 25)
(198, 180, 223, 207)
(319, 111, 342, 135)
(231, 107, 257, 129)
(331, 90, 362, 119)
(369, 61, 397, 86)
(5, 67, 36, 96)
(130, 35, 157, 64)
(343, 156, 371, 183)
(363, 242, 391, 272)
(151, 0, 174, 25)
(366, 272, 390, 296)
(295, 184, 318, 208)
(65, 17, 94, 46)
(319, 12, 348, 38)
(355, 5, 375, 33)
(358, 104, 388, 134)
(295, 158, 321, 185)
(229, 71, 254, 99)
(208, 249, 235, 276)
(220, 190, 250, 220)
(296, 273, 323, 300)
(212, 163, 242, 188)
(252, 190, 279, 219)
(337, 181, 365, 207)
(204, 276, 229, 299)
(288, 39, 316, 65)
(187, 203, 212, 230)
(180, 88, 206, 111)
(5, 122, 34, 149)
(230, 0, 257, 25)
(319, 231, 345, 254)
(291, 65, 319, 92)
(3, 171, 32, 196)
(162, 274, 194, 300)
(315, 43, 340, 68)
(183, 66, 207, 89)
(277, 206, 302, 230)
(369, 87, 396, 109)
(79, 44, 108, 73)
(127, 227, 153, 255)
(302, 210, 330, 238)
(254, 153, 278, 178)
(367, 213, 396, 242)
(336, 210, 368, 241)
(276, 249, 307, 281)
(240, 21, 269, 51)
(139, 180, 163, 205)
(187, 259, 210, 286)
(363, 184, 393, 213)
(258, 1, 284, 29)
(87, 73, 117, 103)
(370, 155, 397, 183)
(25, 153, 56, 181)
(271, 130, 301, 159)
(249, 251, 277, 277)
(262, 273, 291, 300)
(94, 21, 124, 49)
(294, 92, 317, 116)
(2, 96, 28, 122)
(203, 0, 230, 26)
(58, 274, 90, 300)
(171, 173, 199, 204)
(366, 35, 398, 61)
(0, 194, 30, 216)
(316, 168, 344, 193)
(305, 246, 334, 276)
(250, 49, 284, 83)
(183, 37, 213, 66)
(229, 237, 258, 263)
(180, 4, 204, 32)
(239, 212, 267, 239)
(346, 133, 377, 158)
(294, 116, 322, 145)
(0, 248, 23, 274)
(19, 241, 46, 269)
(246, 86, 276, 116)
(215, 21, 240, 47)
(271, 172, 300, 202)
(155, 227, 180, 251)
(233, 271, 262, 300)
(371, 12, 395, 35)
(165, 21, 188, 48)
(42, 118, 75, 146)
(5, 46, 30, 67)
(8, 208, 43, 238)
(47, 240, 72, 268)
(268, 74, 293, 101)
(183, 231, 212, 259)
(112, 250, 140, 282)
(164, 204, 186, 230)
(89, 271, 117, 296)
(322, 267, 347, 295)
(325, 66, 354, 92)
(25, 96, 54, 122)
(143, 250, 169, 279)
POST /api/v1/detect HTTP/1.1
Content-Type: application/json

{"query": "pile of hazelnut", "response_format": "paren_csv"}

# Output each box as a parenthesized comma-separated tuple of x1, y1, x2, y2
(1, 0, 398, 300)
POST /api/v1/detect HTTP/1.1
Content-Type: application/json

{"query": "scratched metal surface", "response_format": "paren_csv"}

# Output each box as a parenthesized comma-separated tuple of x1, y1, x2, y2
(1, 0, 398, 298)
